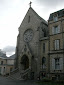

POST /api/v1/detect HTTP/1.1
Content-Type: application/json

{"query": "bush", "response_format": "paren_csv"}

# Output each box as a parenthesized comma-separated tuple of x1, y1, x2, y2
(42, 77, 51, 82)
(56, 80, 64, 83)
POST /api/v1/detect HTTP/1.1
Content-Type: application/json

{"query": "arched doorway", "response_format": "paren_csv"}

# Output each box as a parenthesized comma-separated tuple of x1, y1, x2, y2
(21, 55, 29, 70)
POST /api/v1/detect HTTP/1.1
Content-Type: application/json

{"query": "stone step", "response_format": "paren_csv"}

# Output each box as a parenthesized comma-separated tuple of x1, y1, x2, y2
(9, 72, 21, 80)
(8, 68, 30, 80)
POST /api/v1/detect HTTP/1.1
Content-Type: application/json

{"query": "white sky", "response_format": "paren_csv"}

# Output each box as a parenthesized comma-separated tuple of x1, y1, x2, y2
(0, 0, 64, 56)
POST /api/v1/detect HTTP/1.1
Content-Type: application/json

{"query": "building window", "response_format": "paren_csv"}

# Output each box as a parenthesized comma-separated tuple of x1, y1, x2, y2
(10, 68, 13, 72)
(54, 40, 60, 50)
(3, 67, 5, 73)
(1, 61, 3, 65)
(42, 57, 46, 64)
(54, 26, 58, 34)
(53, 14, 58, 22)
(55, 58, 60, 70)
(52, 25, 60, 34)
(43, 28, 46, 37)
(43, 43, 45, 53)
(63, 11, 64, 14)
(28, 16, 30, 23)
(42, 57, 46, 69)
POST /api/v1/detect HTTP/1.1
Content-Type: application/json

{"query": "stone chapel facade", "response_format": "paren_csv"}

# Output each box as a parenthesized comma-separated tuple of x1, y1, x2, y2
(15, 7, 64, 80)
(15, 7, 49, 79)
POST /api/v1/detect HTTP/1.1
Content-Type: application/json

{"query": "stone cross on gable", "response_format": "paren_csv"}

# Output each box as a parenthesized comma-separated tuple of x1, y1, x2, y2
(29, 1, 32, 7)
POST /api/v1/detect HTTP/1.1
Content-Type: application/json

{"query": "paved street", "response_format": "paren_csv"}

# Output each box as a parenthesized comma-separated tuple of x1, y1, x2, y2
(0, 76, 38, 85)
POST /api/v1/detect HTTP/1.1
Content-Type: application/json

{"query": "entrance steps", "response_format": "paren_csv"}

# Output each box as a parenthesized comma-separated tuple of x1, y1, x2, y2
(21, 68, 30, 79)
(8, 68, 31, 80)
(8, 68, 24, 80)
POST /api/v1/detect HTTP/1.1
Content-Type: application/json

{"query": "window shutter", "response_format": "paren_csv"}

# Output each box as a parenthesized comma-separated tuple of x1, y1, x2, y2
(60, 58, 63, 70)
(52, 27, 54, 34)
(58, 25, 60, 33)
(55, 40, 56, 50)
(52, 58, 55, 70)
(57, 40, 59, 50)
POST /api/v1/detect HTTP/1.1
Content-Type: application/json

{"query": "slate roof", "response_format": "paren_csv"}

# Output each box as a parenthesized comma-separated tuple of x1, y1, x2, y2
(0, 50, 15, 60)
(0, 51, 7, 58)
(49, 9, 64, 21)
(7, 54, 16, 59)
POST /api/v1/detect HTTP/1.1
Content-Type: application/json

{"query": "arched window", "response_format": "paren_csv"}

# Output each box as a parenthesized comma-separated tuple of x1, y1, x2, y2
(42, 57, 46, 65)
(43, 28, 46, 37)
(42, 28, 46, 37)
(28, 16, 30, 23)
(42, 57, 46, 69)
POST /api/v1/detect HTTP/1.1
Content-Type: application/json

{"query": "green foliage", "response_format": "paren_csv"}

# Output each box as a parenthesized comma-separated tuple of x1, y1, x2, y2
(37, 77, 64, 85)
(42, 77, 51, 82)
(37, 81, 64, 85)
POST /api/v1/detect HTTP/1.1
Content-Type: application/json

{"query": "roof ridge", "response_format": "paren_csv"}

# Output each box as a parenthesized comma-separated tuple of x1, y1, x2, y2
(20, 7, 48, 27)
(50, 8, 64, 15)
(30, 7, 42, 20)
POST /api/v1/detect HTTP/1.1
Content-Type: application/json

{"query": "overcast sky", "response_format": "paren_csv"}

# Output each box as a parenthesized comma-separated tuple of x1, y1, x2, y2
(0, 0, 64, 56)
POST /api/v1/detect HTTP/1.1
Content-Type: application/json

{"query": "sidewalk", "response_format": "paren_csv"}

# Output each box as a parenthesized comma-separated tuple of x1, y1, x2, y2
(0, 76, 38, 85)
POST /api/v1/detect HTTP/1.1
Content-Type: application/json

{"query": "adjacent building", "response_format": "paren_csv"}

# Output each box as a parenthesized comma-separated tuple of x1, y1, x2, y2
(48, 9, 64, 79)
(0, 50, 7, 75)
(0, 50, 15, 76)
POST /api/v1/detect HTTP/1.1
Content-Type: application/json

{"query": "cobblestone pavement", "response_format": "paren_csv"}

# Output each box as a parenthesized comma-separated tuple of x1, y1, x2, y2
(0, 76, 38, 85)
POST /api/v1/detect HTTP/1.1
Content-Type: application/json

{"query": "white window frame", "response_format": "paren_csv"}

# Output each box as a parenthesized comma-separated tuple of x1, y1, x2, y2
(52, 58, 63, 71)
(54, 40, 60, 50)
(55, 58, 60, 70)
(52, 25, 60, 34)
(53, 14, 58, 22)
(54, 26, 58, 34)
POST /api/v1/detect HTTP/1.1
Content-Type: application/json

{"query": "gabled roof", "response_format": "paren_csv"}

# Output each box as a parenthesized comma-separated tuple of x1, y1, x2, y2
(21, 7, 48, 25)
(7, 54, 16, 59)
(0, 51, 7, 58)
(29, 7, 48, 24)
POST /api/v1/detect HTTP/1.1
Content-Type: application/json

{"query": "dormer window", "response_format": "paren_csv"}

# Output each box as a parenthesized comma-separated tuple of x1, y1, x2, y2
(63, 11, 64, 14)
(53, 14, 58, 22)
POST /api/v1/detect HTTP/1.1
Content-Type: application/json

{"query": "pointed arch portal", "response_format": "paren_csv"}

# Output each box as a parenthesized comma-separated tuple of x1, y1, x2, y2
(21, 55, 29, 70)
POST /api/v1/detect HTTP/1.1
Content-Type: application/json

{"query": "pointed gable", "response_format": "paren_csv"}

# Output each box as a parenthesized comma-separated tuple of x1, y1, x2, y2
(17, 7, 48, 59)
(21, 44, 33, 57)
(29, 7, 48, 24)
(19, 7, 47, 29)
